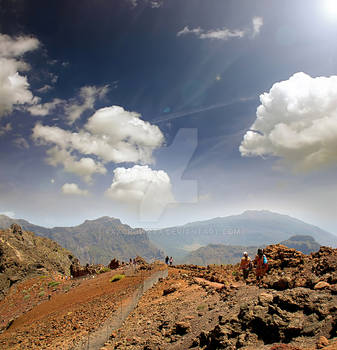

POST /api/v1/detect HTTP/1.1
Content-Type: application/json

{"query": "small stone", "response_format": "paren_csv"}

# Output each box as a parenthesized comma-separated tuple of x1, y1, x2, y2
(314, 281, 330, 290)
(317, 336, 329, 348)
(174, 321, 191, 335)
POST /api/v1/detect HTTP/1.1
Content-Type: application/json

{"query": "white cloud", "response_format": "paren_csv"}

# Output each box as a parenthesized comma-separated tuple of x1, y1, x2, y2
(61, 183, 88, 196)
(240, 72, 337, 171)
(105, 165, 175, 220)
(0, 34, 39, 57)
(177, 26, 203, 37)
(0, 34, 40, 117)
(252, 16, 263, 37)
(26, 98, 64, 116)
(0, 122, 12, 136)
(32, 105, 164, 180)
(37, 84, 53, 93)
(27, 84, 109, 120)
(45, 146, 106, 183)
(200, 28, 245, 40)
(65, 85, 109, 124)
(177, 16, 263, 40)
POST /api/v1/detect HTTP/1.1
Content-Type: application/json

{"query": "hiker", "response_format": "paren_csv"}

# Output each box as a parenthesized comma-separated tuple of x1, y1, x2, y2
(169, 256, 173, 266)
(240, 251, 252, 282)
(165, 256, 169, 265)
(253, 248, 268, 285)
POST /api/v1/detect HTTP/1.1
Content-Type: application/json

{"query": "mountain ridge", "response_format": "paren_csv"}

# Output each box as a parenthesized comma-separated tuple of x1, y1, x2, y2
(148, 210, 337, 259)
(0, 215, 164, 264)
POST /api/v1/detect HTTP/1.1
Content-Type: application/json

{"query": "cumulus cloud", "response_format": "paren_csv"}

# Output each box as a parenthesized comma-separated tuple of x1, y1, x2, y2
(32, 106, 164, 180)
(0, 34, 40, 117)
(240, 72, 337, 171)
(105, 165, 175, 220)
(177, 16, 263, 40)
(61, 183, 88, 196)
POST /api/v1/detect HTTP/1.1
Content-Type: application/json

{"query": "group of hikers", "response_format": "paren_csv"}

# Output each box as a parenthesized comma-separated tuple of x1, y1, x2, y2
(165, 256, 173, 266)
(240, 248, 268, 285)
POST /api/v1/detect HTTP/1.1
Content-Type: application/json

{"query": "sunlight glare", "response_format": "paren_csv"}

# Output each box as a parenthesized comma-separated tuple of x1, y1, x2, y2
(324, 0, 337, 18)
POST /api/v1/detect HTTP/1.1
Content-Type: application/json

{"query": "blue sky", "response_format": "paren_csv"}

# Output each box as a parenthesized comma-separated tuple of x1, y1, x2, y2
(1, 0, 337, 232)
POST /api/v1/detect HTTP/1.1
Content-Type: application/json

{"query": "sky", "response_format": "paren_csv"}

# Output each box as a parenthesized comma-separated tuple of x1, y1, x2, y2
(1, 0, 337, 232)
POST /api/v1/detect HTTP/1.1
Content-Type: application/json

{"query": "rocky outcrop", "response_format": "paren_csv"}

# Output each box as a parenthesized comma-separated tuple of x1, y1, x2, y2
(0, 225, 78, 299)
(69, 262, 105, 278)
(196, 288, 337, 349)
(262, 245, 337, 291)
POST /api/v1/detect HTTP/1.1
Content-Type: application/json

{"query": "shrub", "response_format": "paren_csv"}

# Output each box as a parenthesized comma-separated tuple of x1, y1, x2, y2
(196, 304, 207, 311)
(48, 281, 60, 288)
(99, 267, 111, 274)
(23, 294, 30, 300)
(110, 274, 125, 283)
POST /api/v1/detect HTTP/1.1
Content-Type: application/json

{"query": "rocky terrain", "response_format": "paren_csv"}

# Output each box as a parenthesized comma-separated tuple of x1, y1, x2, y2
(0, 224, 77, 300)
(0, 257, 166, 349)
(0, 215, 164, 264)
(101, 244, 337, 350)
(1, 229, 337, 350)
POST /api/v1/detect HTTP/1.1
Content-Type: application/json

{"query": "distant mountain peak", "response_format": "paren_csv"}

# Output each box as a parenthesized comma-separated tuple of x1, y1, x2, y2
(82, 216, 121, 225)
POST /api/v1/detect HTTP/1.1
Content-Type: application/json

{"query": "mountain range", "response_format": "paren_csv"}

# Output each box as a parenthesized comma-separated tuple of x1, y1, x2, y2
(182, 234, 321, 266)
(0, 215, 164, 264)
(148, 210, 337, 259)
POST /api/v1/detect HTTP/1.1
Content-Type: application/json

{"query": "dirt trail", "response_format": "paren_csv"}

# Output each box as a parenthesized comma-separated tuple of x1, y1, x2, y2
(0, 265, 166, 349)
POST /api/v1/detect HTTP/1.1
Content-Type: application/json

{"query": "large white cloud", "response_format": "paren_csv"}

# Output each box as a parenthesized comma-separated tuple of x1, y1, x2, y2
(240, 72, 337, 171)
(177, 17, 263, 40)
(0, 34, 40, 117)
(32, 106, 164, 180)
(105, 165, 175, 220)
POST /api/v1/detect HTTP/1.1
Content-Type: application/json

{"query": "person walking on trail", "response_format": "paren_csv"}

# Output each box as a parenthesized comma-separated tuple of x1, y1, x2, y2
(240, 251, 251, 282)
(169, 256, 173, 266)
(165, 256, 169, 265)
(253, 248, 268, 286)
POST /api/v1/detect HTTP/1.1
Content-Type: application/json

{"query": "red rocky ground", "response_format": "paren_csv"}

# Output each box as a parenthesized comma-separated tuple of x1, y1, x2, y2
(1, 245, 337, 350)
(0, 264, 165, 349)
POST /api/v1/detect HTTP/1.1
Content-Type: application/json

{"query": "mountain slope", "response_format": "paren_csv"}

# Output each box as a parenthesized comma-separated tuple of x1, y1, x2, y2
(0, 224, 77, 299)
(0, 216, 164, 264)
(182, 235, 322, 266)
(279, 235, 321, 255)
(148, 210, 337, 259)
(182, 244, 259, 266)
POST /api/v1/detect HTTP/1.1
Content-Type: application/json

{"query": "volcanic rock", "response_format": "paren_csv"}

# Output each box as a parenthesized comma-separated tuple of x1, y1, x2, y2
(0, 225, 78, 299)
